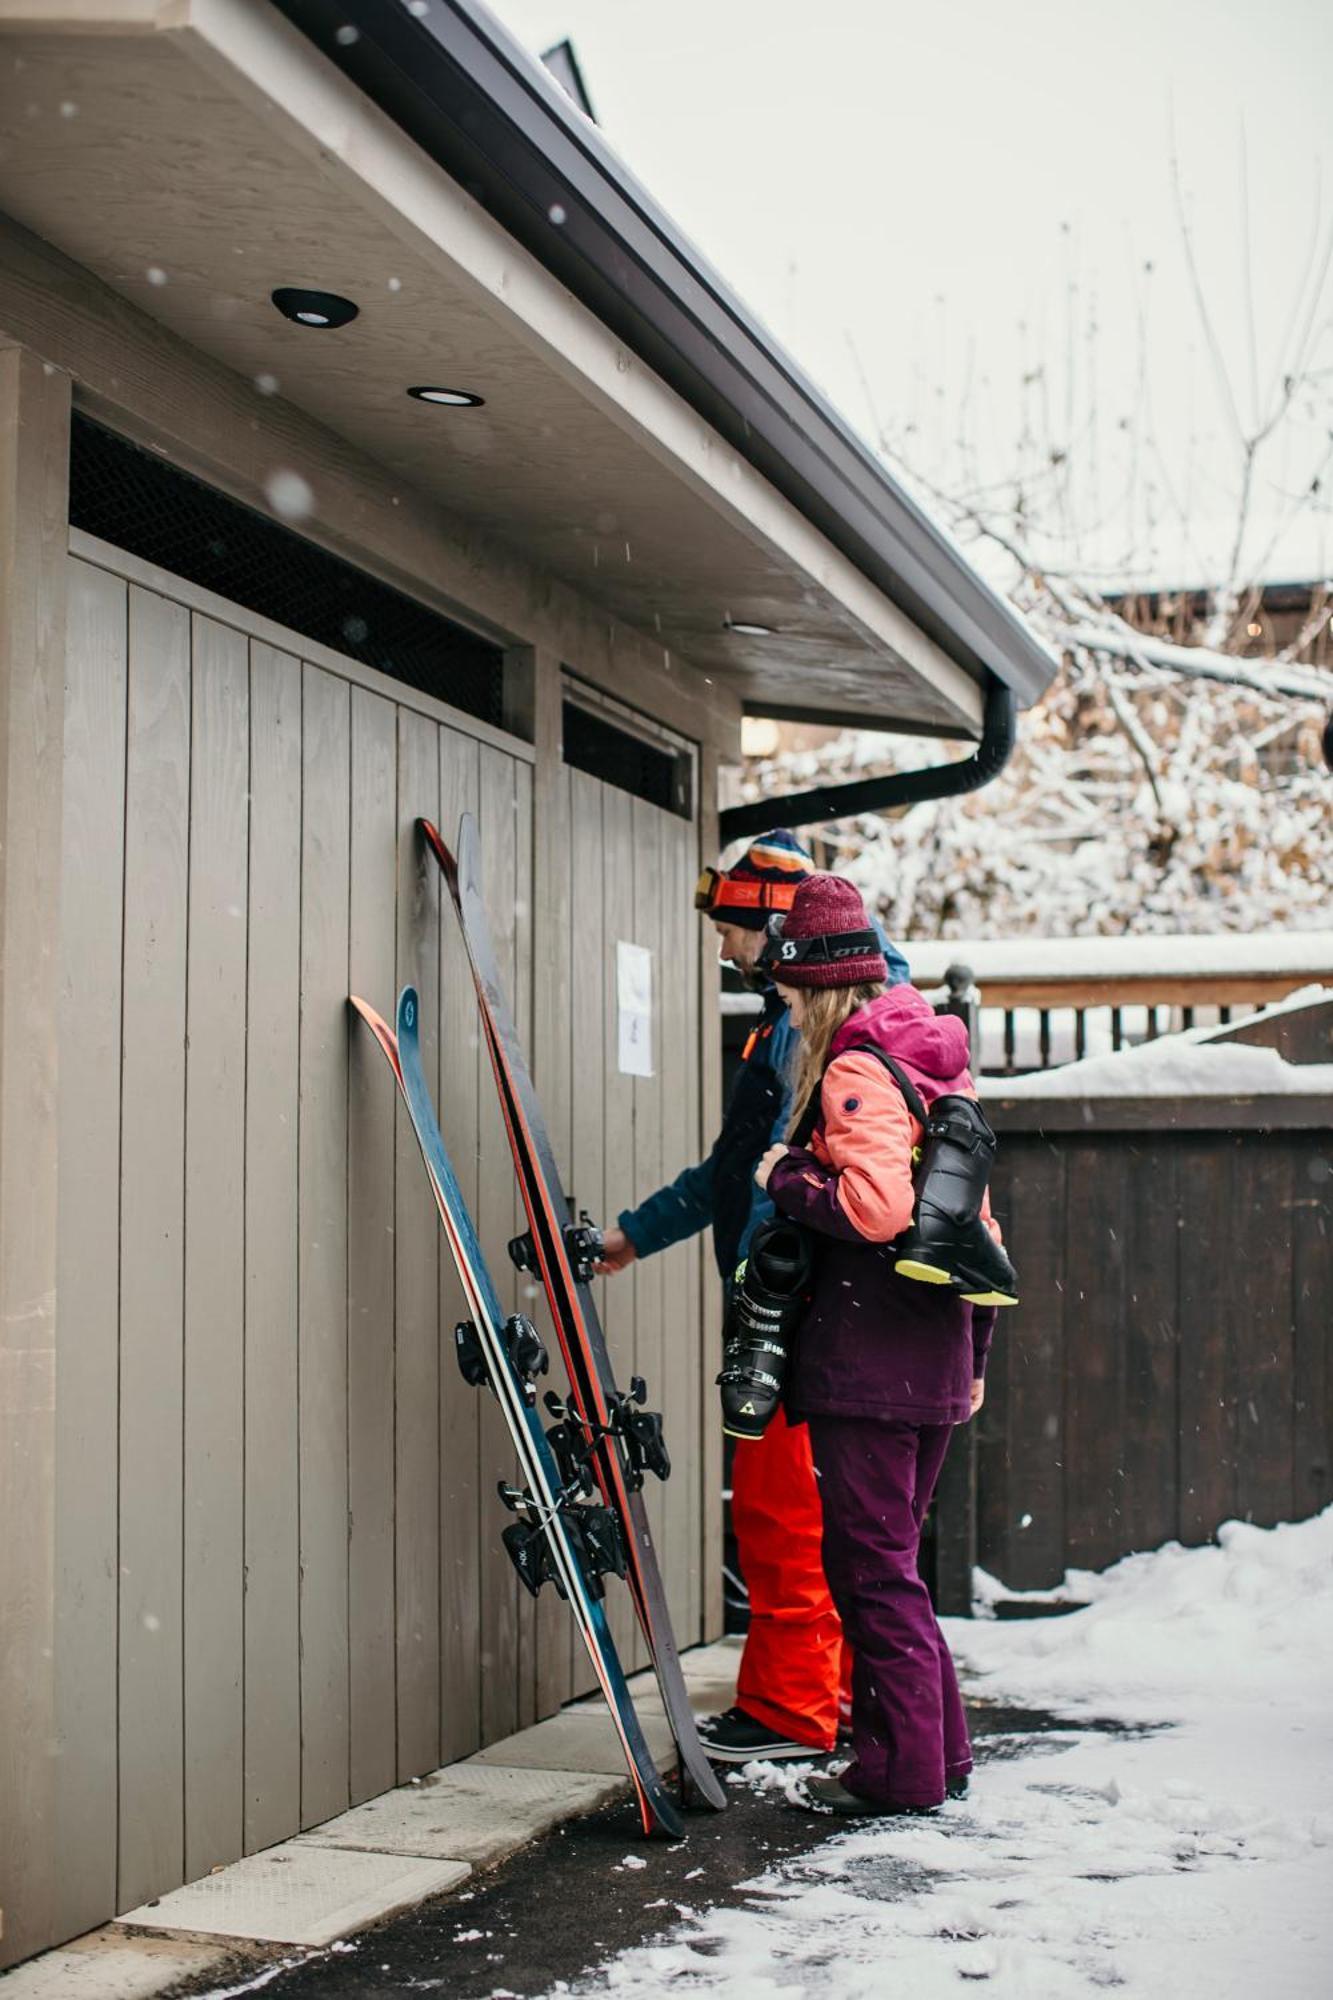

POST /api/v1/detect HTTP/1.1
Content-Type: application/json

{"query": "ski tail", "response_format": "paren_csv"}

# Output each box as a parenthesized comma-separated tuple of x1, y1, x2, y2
(348, 989, 684, 1840)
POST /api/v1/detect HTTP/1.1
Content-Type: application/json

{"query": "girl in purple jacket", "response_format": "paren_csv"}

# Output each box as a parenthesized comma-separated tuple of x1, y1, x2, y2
(754, 873, 999, 1816)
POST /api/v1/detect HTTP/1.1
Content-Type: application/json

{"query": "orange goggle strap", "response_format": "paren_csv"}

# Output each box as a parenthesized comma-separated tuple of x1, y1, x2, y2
(694, 870, 801, 916)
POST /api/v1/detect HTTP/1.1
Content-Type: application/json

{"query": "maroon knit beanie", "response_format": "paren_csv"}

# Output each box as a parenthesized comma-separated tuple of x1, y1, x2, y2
(772, 874, 888, 988)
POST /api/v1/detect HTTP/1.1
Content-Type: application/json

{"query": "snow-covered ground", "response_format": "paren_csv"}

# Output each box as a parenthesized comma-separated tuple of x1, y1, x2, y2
(556, 1511, 1333, 1998)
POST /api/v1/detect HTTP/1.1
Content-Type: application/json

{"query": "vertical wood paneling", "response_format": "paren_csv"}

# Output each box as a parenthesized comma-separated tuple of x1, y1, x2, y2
(117, 585, 190, 1911)
(476, 746, 521, 1743)
(569, 769, 609, 1698)
(183, 614, 249, 1877)
(657, 818, 696, 1637)
(533, 759, 575, 1717)
(438, 732, 483, 1761)
(696, 745, 724, 1640)
(1178, 1140, 1238, 1543)
(346, 686, 399, 1804)
(243, 640, 302, 1853)
(1061, 1139, 1127, 1570)
(394, 713, 441, 1779)
(512, 766, 540, 1728)
(54, 558, 126, 1938)
(597, 783, 638, 1668)
(677, 818, 705, 1643)
(983, 1116, 1327, 1589)
(982, 1144, 1067, 1589)
(298, 665, 351, 1827)
(1234, 1143, 1295, 1525)
(1292, 1139, 1332, 1522)
(1120, 1142, 1180, 1556)
(630, 800, 665, 1672)
(0, 351, 68, 1974)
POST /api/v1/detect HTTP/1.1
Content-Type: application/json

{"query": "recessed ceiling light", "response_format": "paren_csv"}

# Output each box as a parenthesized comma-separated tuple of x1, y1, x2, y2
(271, 287, 359, 329)
(408, 385, 486, 408)
(725, 618, 775, 637)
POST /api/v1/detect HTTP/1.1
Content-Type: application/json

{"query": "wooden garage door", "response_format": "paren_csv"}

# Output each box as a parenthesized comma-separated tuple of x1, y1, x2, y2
(53, 535, 543, 1931)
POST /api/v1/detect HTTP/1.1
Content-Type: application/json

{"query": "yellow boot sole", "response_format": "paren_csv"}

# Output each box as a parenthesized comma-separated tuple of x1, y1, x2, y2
(894, 1257, 955, 1286)
(962, 1288, 1019, 1308)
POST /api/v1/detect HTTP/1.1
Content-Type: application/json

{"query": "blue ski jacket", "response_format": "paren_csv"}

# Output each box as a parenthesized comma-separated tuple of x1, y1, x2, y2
(619, 927, 911, 1280)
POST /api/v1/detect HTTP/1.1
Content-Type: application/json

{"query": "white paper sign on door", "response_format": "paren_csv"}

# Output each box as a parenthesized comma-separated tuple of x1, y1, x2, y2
(616, 940, 654, 1078)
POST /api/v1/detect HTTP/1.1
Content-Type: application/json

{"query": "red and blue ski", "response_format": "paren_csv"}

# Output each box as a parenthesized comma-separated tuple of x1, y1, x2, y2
(420, 814, 727, 1815)
(350, 985, 684, 1840)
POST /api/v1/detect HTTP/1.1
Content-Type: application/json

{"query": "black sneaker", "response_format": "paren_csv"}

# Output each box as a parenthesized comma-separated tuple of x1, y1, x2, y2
(799, 1774, 937, 1817)
(695, 1706, 820, 1764)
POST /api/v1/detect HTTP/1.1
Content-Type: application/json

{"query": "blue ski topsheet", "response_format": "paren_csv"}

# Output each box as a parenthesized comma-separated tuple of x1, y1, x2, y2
(385, 986, 684, 1839)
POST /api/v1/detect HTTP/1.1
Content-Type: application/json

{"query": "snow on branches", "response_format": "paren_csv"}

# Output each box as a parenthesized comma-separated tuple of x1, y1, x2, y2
(734, 616, 1331, 941)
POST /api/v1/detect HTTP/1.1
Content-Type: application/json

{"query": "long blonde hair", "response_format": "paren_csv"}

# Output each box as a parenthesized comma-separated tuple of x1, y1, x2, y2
(786, 981, 887, 1138)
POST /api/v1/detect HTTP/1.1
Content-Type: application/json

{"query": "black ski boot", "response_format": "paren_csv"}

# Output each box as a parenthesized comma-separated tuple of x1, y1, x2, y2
(893, 1095, 1019, 1307)
(717, 1219, 814, 1440)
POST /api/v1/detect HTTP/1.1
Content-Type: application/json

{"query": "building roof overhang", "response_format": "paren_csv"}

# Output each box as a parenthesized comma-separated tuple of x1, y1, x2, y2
(0, 0, 1055, 737)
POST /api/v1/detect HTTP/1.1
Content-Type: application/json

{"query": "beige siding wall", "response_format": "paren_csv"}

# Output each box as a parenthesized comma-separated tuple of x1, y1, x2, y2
(46, 539, 706, 1945)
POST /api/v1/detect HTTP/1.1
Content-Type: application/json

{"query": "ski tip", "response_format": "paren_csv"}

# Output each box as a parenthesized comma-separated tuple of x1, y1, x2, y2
(417, 816, 458, 882)
(394, 984, 423, 1040)
(349, 993, 389, 1035)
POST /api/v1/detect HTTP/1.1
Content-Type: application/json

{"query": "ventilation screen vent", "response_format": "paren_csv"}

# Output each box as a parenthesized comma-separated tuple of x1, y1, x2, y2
(562, 700, 692, 817)
(69, 416, 506, 731)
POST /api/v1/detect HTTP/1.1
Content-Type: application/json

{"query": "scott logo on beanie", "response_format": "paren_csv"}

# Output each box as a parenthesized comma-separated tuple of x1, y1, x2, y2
(757, 872, 889, 989)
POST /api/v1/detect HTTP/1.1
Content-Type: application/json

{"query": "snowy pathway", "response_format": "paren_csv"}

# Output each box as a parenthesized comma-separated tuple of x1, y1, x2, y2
(554, 1511, 1333, 1998)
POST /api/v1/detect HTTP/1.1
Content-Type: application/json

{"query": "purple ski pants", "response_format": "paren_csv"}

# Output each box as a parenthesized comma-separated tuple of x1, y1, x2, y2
(807, 1415, 972, 1808)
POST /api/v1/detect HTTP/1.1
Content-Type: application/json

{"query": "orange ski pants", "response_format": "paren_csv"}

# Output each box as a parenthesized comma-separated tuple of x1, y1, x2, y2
(732, 1406, 852, 1750)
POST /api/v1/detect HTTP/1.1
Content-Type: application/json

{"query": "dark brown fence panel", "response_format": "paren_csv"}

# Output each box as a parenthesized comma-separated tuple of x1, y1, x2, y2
(980, 1097, 1331, 1591)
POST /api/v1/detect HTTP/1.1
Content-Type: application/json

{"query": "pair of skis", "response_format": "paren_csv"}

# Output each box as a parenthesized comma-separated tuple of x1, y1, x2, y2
(352, 814, 725, 1838)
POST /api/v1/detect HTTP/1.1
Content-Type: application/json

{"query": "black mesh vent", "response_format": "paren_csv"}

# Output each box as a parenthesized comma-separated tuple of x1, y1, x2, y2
(69, 416, 506, 730)
(562, 700, 692, 817)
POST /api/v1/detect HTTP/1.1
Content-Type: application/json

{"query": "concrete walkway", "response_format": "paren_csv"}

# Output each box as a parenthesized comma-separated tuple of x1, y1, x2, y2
(0, 1642, 742, 1999)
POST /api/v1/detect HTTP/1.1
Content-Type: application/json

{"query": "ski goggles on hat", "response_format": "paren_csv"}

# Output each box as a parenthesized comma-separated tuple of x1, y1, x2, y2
(693, 868, 801, 917)
(757, 912, 881, 974)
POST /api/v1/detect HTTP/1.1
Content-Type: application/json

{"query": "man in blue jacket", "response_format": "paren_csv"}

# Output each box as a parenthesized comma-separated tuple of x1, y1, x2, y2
(597, 830, 912, 1761)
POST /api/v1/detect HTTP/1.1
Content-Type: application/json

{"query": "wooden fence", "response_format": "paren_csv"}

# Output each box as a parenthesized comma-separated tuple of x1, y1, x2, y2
(907, 933, 1333, 1075)
(943, 1003, 1332, 1600)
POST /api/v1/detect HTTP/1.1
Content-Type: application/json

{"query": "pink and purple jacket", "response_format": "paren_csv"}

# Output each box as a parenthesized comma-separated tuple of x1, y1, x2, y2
(767, 987, 999, 1427)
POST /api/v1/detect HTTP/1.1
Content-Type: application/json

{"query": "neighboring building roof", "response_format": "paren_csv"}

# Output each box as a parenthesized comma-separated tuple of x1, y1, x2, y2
(270, 0, 1054, 712)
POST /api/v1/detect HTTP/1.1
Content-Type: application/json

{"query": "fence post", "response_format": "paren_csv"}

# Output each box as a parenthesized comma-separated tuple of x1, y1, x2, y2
(938, 961, 982, 1069)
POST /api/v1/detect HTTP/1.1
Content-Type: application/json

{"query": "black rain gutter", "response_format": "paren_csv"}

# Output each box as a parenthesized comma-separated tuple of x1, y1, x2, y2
(269, 0, 1056, 718)
(718, 674, 1016, 844)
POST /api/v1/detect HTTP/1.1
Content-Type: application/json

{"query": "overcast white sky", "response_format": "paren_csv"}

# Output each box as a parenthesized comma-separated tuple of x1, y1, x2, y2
(492, 0, 1333, 591)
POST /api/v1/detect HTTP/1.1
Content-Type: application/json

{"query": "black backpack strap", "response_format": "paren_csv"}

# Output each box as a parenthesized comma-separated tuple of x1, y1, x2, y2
(791, 1041, 928, 1147)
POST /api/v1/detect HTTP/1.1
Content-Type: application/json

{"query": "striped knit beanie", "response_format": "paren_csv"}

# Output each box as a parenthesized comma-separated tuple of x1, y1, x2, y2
(703, 829, 813, 929)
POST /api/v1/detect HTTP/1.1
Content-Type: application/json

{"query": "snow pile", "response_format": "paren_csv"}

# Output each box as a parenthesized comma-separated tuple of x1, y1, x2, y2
(956, 1510, 1333, 1721)
(985, 1035, 1333, 1098)
(565, 1511, 1333, 1999)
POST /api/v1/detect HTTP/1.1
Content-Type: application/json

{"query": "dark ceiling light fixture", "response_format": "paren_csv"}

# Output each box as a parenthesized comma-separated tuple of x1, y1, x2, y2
(271, 286, 360, 328)
(408, 385, 486, 407)
(724, 616, 775, 637)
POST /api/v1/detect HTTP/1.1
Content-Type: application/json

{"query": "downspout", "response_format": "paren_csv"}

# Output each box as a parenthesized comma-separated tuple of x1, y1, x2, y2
(718, 674, 1017, 845)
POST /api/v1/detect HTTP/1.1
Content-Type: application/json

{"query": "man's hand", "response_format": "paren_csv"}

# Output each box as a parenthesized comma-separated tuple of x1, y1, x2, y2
(969, 1377, 986, 1418)
(754, 1144, 788, 1191)
(595, 1225, 638, 1275)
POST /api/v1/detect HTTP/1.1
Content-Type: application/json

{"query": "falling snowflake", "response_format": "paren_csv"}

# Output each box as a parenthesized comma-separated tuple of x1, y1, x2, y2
(265, 469, 315, 521)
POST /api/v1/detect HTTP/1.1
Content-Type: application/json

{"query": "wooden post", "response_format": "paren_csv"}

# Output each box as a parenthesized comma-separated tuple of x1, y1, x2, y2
(0, 346, 70, 1968)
